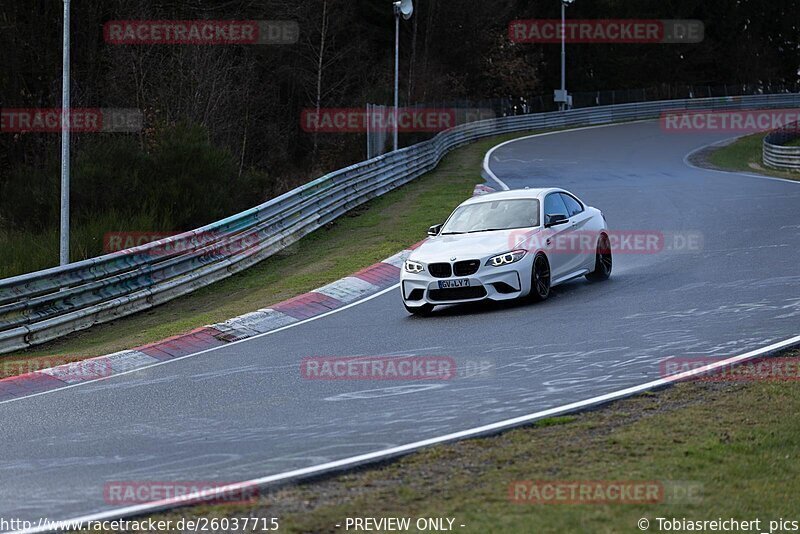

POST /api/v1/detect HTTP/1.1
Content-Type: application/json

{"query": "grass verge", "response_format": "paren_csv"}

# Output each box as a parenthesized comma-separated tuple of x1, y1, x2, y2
(107, 349, 800, 534)
(1, 131, 531, 377)
(702, 133, 800, 181)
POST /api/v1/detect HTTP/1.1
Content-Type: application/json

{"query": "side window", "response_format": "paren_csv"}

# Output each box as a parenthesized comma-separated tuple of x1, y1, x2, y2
(544, 193, 569, 220)
(560, 193, 584, 217)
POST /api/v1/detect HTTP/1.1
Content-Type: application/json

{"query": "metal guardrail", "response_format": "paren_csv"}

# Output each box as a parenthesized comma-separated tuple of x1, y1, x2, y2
(2, 93, 799, 354)
(763, 121, 800, 170)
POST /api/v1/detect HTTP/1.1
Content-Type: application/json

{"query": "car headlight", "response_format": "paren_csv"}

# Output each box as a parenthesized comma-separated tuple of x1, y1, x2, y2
(404, 259, 424, 273)
(486, 250, 527, 267)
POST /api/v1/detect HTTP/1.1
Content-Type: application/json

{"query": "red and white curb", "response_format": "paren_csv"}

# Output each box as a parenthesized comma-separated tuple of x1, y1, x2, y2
(0, 248, 422, 402)
(0, 186, 496, 403)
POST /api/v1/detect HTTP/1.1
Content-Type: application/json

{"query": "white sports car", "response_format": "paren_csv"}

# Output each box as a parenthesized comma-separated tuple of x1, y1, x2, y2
(400, 188, 611, 315)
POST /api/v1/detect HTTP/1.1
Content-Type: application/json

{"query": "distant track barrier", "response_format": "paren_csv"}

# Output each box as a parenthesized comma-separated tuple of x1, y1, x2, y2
(763, 120, 800, 171)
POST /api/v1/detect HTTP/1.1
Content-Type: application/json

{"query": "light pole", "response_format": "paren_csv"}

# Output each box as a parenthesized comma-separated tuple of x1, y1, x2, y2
(392, 0, 413, 152)
(60, 0, 71, 266)
(556, 0, 575, 111)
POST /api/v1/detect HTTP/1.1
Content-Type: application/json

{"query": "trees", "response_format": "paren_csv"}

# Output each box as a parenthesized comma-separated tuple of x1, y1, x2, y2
(1, 0, 798, 233)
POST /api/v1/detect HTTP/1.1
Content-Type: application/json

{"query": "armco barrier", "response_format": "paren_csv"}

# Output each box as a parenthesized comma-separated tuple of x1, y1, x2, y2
(763, 121, 800, 170)
(1, 93, 799, 353)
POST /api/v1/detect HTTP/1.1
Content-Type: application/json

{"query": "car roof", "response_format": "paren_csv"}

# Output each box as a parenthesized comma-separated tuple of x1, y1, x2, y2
(460, 187, 565, 205)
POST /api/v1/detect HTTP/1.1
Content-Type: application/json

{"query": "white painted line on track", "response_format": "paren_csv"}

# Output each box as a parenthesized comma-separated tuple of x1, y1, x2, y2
(1, 120, 665, 407)
(482, 120, 654, 191)
(17, 334, 800, 533)
(683, 136, 800, 186)
(11, 121, 800, 532)
(0, 284, 400, 406)
(0, 120, 655, 406)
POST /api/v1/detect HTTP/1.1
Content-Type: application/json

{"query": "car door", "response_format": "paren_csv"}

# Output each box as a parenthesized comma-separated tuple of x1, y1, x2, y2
(559, 192, 593, 273)
(542, 193, 573, 280)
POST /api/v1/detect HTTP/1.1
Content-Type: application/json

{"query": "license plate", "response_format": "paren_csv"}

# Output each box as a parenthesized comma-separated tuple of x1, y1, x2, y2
(438, 279, 470, 289)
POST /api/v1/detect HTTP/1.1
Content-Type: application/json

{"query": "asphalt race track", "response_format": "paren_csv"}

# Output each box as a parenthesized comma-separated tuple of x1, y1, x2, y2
(2, 121, 799, 525)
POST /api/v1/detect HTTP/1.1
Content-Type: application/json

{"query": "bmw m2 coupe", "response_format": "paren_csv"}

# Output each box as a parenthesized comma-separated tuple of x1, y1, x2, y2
(400, 188, 611, 315)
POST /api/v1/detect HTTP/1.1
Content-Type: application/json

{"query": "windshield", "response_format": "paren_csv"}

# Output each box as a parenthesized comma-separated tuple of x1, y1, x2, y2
(440, 199, 540, 235)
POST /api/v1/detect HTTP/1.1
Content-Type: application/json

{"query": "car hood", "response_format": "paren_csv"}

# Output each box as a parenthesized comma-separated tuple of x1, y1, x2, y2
(411, 227, 541, 263)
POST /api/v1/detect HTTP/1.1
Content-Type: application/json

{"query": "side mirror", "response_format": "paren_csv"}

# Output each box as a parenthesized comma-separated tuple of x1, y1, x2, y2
(545, 214, 569, 228)
(427, 224, 443, 237)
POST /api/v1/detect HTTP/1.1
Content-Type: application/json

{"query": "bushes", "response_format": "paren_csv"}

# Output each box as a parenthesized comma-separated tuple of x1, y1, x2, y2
(145, 122, 238, 229)
(0, 210, 173, 279)
(71, 136, 150, 225)
(0, 122, 271, 276)
(0, 160, 60, 231)
(0, 122, 269, 233)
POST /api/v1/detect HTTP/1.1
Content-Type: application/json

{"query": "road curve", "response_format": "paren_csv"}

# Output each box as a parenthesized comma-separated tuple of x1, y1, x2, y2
(1, 121, 799, 525)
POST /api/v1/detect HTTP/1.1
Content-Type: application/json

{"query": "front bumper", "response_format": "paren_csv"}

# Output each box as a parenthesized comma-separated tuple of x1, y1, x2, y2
(401, 261, 529, 306)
